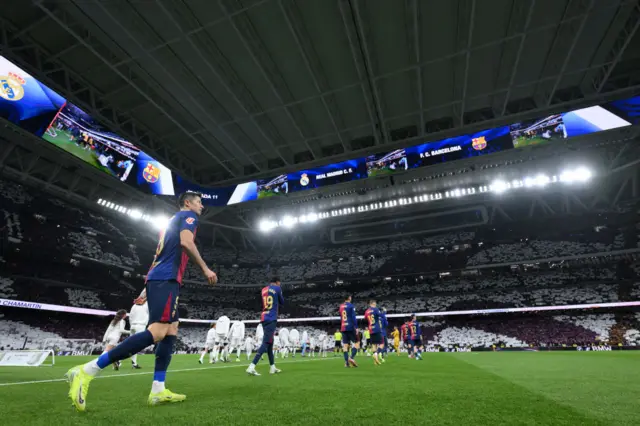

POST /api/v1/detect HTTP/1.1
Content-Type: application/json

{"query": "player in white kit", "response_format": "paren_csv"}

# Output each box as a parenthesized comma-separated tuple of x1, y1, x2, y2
(214, 315, 231, 363)
(309, 335, 316, 358)
(244, 336, 254, 361)
(199, 323, 218, 364)
(255, 323, 265, 361)
(102, 309, 130, 371)
(289, 329, 300, 358)
(318, 332, 328, 358)
(279, 327, 290, 358)
(301, 330, 309, 357)
(228, 320, 245, 362)
(128, 300, 149, 369)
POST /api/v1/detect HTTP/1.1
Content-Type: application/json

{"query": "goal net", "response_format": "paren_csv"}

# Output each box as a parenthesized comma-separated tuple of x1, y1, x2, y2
(40, 338, 97, 356)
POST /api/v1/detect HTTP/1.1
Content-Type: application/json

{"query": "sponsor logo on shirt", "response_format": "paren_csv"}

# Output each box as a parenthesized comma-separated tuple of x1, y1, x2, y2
(186, 217, 195, 225)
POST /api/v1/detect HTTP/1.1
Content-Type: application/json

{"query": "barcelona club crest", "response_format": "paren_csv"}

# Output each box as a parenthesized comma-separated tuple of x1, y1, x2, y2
(472, 136, 487, 151)
(0, 72, 26, 102)
(143, 162, 160, 183)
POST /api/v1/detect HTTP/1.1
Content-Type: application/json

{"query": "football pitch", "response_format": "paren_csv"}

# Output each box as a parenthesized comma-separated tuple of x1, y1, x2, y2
(1, 352, 639, 425)
(42, 129, 112, 176)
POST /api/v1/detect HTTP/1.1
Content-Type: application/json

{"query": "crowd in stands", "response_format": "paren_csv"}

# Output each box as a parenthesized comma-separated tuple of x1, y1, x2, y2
(2, 176, 640, 351)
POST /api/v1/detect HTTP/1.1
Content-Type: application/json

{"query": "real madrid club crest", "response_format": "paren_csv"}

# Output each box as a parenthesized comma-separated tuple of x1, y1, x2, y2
(0, 72, 26, 102)
(472, 136, 487, 151)
(300, 173, 309, 186)
(143, 162, 160, 183)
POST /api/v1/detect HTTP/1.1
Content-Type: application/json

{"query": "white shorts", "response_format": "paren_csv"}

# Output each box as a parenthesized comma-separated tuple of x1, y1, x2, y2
(280, 339, 290, 348)
(130, 324, 146, 335)
(214, 334, 228, 345)
(230, 337, 242, 348)
(205, 338, 216, 347)
(105, 334, 121, 346)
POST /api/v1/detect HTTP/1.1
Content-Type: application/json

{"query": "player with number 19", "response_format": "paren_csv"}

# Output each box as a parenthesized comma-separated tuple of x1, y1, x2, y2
(246, 277, 284, 376)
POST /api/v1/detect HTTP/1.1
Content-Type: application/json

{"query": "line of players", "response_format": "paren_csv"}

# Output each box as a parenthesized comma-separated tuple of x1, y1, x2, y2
(338, 295, 424, 368)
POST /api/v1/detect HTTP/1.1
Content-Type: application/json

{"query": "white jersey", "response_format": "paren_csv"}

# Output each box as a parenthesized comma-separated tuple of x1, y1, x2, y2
(129, 302, 149, 326)
(289, 329, 300, 344)
(279, 328, 290, 344)
(244, 337, 253, 350)
(206, 328, 217, 345)
(256, 324, 264, 341)
(319, 333, 327, 344)
(274, 335, 281, 348)
(216, 316, 231, 338)
(103, 320, 125, 344)
(230, 321, 245, 339)
(309, 337, 316, 348)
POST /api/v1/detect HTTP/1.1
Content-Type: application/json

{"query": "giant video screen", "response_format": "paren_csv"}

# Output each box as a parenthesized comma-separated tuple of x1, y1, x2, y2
(406, 126, 513, 169)
(42, 102, 175, 195)
(510, 103, 633, 148)
(287, 158, 367, 192)
(0, 56, 66, 137)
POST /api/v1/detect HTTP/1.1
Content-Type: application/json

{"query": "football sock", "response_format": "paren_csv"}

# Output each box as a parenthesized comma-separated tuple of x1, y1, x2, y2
(351, 347, 357, 359)
(153, 335, 176, 390)
(88, 330, 154, 374)
(343, 350, 349, 363)
(267, 343, 275, 366)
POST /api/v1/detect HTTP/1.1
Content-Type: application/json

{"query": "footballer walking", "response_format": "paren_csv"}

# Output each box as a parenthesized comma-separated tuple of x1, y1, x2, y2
(65, 191, 217, 412)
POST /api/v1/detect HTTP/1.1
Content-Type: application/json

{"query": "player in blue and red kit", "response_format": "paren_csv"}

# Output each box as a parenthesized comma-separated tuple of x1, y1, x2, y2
(65, 192, 218, 412)
(339, 295, 359, 367)
(379, 307, 388, 362)
(246, 277, 284, 376)
(408, 314, 423, 360)
(364, 300, 385, 365)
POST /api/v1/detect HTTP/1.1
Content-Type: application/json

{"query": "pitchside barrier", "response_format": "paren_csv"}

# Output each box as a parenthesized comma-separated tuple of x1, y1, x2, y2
(2, 297, 640, 323)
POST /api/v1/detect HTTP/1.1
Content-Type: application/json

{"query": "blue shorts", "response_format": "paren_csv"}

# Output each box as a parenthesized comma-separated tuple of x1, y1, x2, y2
(341, 330, 357, 344)
(413, 338, 422, 347)
(370, 333, 383, 345)
(261, 320, 277, 346)
(147, 280, 180, 324)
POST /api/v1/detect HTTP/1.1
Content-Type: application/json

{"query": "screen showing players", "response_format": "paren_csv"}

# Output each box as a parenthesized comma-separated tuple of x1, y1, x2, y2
(287, 158, 367, 192)
(257, 175, 288, 199)
(42, 101, 175, 195)
(366, 149, 408, 178)
(510, 103, 632, 148)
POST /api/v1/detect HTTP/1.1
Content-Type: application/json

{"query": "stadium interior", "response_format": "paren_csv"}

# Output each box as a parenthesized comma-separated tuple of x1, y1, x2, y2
(1, 0, 640, 424)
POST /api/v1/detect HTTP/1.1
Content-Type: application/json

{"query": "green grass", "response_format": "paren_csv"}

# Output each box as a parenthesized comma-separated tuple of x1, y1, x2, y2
(1, 352, 639, 425)
(512, 135, 562, 148)
(42, 129, 112, 175)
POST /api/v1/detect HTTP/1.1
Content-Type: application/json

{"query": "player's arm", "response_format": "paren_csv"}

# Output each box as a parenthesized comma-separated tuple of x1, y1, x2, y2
(133, 288, 147, 305)
(179, 229, 217, 285)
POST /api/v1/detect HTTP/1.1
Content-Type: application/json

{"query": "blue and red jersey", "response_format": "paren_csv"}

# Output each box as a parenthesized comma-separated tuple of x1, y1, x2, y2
(401, 323, 409, 340)
(364, 307, 382, 334)
(380, 311, 388, 336)
(409, 320, 421, 339)
(260, 285, 284, 322)
(339, 302, 357, 332)
(146, 210, 198, 285)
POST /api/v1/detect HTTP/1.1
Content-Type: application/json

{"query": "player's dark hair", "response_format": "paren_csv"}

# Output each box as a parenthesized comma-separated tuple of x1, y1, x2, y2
(270, 277, 280, 283)
(178, 191, 202, 208)
(111, 309, 127, 325)
(345, 295, 352, 301)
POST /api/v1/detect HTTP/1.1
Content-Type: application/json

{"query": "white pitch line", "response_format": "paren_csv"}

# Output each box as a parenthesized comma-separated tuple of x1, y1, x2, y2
(0, 357, 338, 387)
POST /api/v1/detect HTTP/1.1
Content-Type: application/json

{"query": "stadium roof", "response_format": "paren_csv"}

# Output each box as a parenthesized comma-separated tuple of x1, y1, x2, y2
(1, 0, 640, 189)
